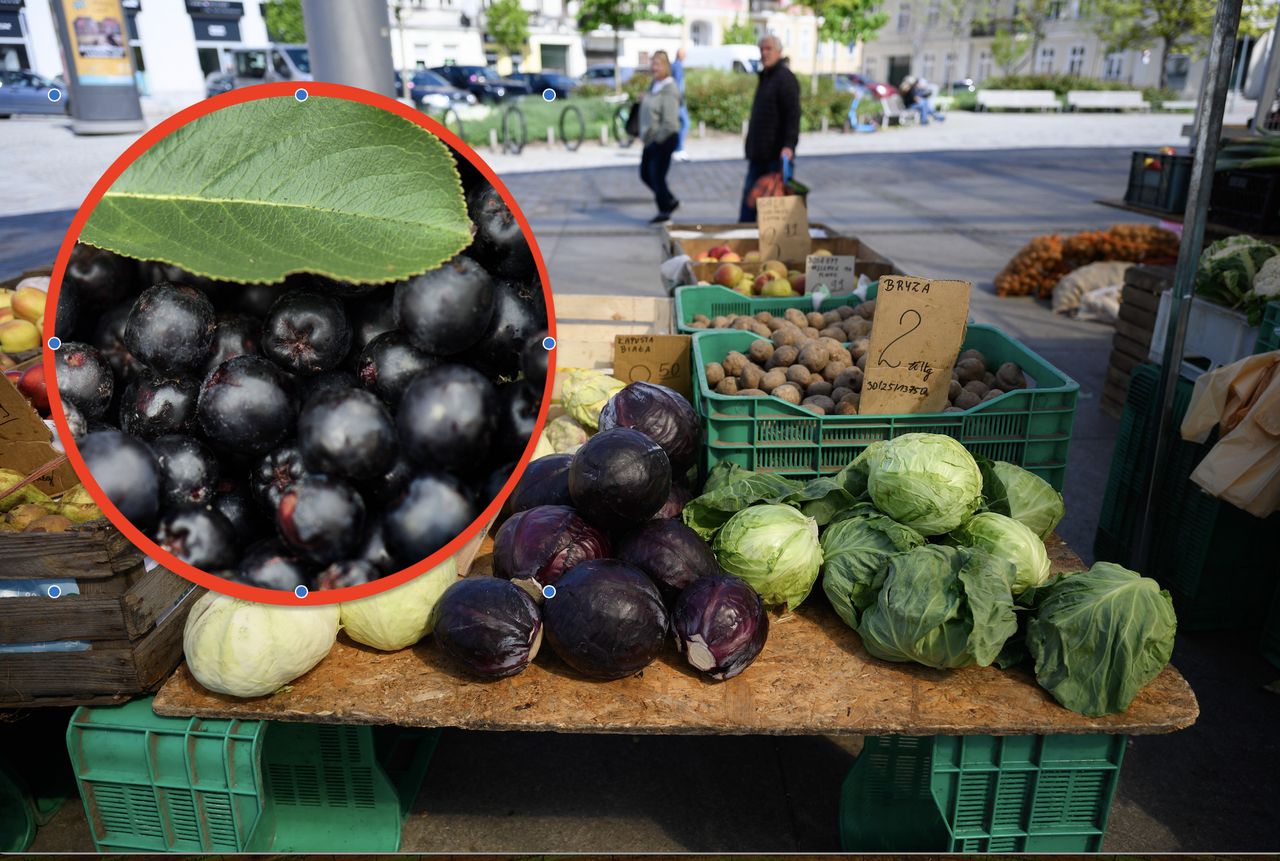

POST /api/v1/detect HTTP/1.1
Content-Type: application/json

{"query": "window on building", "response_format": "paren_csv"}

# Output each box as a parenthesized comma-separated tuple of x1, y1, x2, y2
(1047, 0, 1063, 18)
(977, 49, 992, 80)
(1036, 46, 1054, 73)
(1075, 0, 1091, 16)
(921, 53, 935, 79)
(1103, 51, 1123, 79)
(1068, 44, 1085, 75)
(690, 20, 709, 45)
(944, 51, 956, 82)
(926, 0, 940, 27)
(897, 2, 911, 31)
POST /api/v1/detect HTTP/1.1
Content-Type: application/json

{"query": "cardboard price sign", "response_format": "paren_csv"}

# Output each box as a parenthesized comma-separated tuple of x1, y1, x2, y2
(757, 196, 810, 263)
(805, 254, 857, 296)
(0, 376, 79, 497)
(859, 276, 972, 415)
(613, 334, 693, 399)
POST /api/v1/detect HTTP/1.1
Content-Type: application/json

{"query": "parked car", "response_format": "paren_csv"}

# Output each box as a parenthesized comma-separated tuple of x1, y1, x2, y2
(682, 45, 760, 73)
(0, 69, 67, 118)
(229, 45, 311, 89)
(581, 64, 637, 90)
(510, 72, 579, 99)
(205, 71, 235, 97)
(431, 65, 529, 103)
(403, 70, 477, 109)
(949, 78, 976, 93)
(828, 73, 897, 99)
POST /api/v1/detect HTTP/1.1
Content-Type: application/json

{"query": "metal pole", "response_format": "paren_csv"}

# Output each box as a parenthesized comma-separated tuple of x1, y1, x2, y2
(1134, 0, 1243, 573)
(302, 0, 398, 97)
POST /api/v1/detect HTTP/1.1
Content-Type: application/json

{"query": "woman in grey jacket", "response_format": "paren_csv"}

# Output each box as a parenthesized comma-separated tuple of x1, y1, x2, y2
(638, 51, 681, 223)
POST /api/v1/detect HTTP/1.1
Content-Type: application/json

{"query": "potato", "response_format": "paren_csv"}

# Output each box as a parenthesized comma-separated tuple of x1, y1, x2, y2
(842, 317, 872, 339)
(748, 340, 775, 364)
(958, 348, 986, 367)
(694, 314, 710, 324)
(755, 311, 774, 324)
(963, 379, 989, 397)
(996, 362, 1027, 390)
(705, 362, 725, 386)
(739, 363, 765, 390)
(948, 378, 962, 402)
(738, 388, 768, 397)
(784, 308, 808, 326)
(753, 323, 772, 337)
(802, 326, 821, 339)
(943, 406, 965, 413)
(807, 380, 834, 398)
(801, 403, 826, 415)
(831, 386, 852, 403)
(821, 360, 849, 383)
(850, 337, 871, 359)
(723, 351, 750, 376)
(786, 364, 811, 385)
(716, 377, 739, 395)
(840, 391, 861, 409)
(712, 315, 730, 329)
(773, 383, 803, 404)
(689, 319, 708, 328)
(954, 389, 980, 410)
(955, 358, 985, 384)
(798, 342, 829, 373)
(854, 299, 876, 319)
(803, 395, 836, 413)
(982, 388, 1005, 401)
(982, 371, 996, 388)
(731, 317, 754, 331)
(836, 305, 856, 319)
(819, 326, 846, 341)
(767, 345, 800, 369)
(856, 353, 868, 371)
(761, 368, 788, 392)
(772, 326, 803, 348)
(806, 311, 826, 329)
(822, 310, 843, 326)
(835, 399, 859, 415)
(766, 317, 787, 332)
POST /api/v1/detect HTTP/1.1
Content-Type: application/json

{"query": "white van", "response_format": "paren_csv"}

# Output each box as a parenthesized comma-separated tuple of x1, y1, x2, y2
(682, 45, 761, 74)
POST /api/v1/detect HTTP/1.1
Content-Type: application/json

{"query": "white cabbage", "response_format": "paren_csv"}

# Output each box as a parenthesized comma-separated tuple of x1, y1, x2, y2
(339, 558, 459, 651)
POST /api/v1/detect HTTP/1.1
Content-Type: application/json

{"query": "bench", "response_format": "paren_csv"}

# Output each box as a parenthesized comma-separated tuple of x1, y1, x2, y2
(976, 89, 1062, 111)
(1159, 99, 1198, 111)
(1067, 90, 1150, 111)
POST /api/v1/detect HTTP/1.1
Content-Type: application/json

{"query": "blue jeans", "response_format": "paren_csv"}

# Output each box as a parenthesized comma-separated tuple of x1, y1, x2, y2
(676, 104, 689, 152)
(640, 134, 679, 213)
(738, 157, 782, 223)
(913, 96, 945, 124)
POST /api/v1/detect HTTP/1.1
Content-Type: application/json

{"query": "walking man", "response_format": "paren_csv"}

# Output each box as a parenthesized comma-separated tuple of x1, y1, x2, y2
(738, 34, 800, 223)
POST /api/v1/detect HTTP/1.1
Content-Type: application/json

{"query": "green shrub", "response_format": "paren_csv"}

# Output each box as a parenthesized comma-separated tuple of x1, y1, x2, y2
(448, 95, 618, 148)
(981, 74, 1135, 97)
(683, 69, 756, 132)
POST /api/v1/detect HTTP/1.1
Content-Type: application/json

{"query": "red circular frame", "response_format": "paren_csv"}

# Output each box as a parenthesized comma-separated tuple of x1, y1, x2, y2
(43, 82, 557, 605)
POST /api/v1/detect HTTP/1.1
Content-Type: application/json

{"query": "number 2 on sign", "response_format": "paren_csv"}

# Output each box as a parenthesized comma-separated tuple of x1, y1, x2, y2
(877, 309, 923, 369)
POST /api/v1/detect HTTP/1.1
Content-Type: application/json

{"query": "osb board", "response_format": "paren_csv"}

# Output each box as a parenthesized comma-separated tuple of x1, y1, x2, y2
(153, 535, 1198, 736)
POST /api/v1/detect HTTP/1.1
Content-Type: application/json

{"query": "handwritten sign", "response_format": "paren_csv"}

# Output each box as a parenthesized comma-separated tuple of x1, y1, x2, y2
(613, 334, 693, 400)
(859, 275, 972, 415)
(757, 196, 810, 263)
(805, 254, 857, 296)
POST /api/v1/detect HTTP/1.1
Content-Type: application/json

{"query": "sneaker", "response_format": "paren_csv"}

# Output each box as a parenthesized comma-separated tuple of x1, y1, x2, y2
(649, 212, 671, 224)
(673, 150, 690, 162)
(663, 199, 681, 217)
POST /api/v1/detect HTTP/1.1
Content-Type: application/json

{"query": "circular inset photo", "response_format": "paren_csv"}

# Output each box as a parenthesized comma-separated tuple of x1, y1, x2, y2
(45, 83, 554, 603)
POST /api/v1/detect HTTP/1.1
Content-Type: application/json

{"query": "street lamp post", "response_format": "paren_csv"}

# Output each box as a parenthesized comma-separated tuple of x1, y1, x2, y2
(301, 0, 398, 97)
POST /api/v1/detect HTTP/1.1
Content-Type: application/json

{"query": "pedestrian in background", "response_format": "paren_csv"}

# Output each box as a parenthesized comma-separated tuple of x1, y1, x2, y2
(638, 51, 682, 223)
(738, 34, 800, 223)
(672, 47, 691, 162)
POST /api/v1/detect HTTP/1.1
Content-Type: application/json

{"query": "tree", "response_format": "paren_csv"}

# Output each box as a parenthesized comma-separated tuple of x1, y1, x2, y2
(940, 0, 974, 83)
(264, 0, 306, 44)
(487, 0, 530, 70)
(806, 0, 888, 93)
(1013, 0, 1057, 71)
(1087, 0, 1217, 88)
(578, 0, 682, 91)
(722, 17, 756, 45)
(992, 27, 1029, 76)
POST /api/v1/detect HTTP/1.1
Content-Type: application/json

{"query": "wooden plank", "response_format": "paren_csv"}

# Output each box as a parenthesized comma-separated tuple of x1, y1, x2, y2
(1109, 347, 1145, 376)
(0, 525, 144, 580)
(1123, 284, 1164, 314)
(1113, 332, 1153, 363)
(121, 568, 198, 639)
(0, 595, 131, 644)
(1117, 301, 1157, 332)
(130, 587, 201, 689)
(153, 535, 1198, 737)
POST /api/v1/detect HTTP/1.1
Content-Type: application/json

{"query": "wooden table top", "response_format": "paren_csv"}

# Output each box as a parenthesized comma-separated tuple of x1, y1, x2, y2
(153, 535, 1198, 736)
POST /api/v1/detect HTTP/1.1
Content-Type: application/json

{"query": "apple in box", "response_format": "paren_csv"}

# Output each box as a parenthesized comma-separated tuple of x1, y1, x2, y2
(706, 244, 732, 260)
(714, 263, 744, 288)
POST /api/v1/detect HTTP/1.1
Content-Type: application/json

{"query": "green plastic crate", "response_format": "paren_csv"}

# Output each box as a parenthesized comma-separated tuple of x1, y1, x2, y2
(67, 698, 440, 853)
(0, 762, 36, 852)
(1094, 364, 1280, 630)
(1256, 301, 1280, 354)
(691, 325, 1079, 489)
(673, 283, 879, 334)
(840, 735, 1126, 852)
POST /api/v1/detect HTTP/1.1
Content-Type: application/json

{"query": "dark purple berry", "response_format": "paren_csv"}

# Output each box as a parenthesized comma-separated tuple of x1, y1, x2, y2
(55, 283, 79, 341)
(485, 461, 516, 504)
(62, 400, 88, 440)
(383, 473, 476, 566)
(119, 370, 198, 439)
(494, 381, 538, 462)
(78, 430, 160, 529)
(91, 304, 143, 382)
(211, 489, 266, 548)
(356, 331, 437, 407)
(275, 476, 365, 565)
(467, 185, 535, 280)
(198, 356, 296, 453)
(124, 283, 217, 375)
(522, 330, 549, 395)
(151, 435, 220, 509)
(297, 388, 397, 481)
(397, 365, 498, 470)
(462, 278, 544, 378)
(316, 559, 379, 589)
(360, 454, 413, 503)
(262, 292, 351, 375)
(65, 244, 133, 307)
(236, 539, 311, 590)
(251, 443, 308, 509)
(234, 283, 278, 318)
(155, 507, 237, 570)
(54, 342, 114, 419)
(359, 519, 397, 573)
(346, 286, 397, 352)
(139, 260, 215, 291)
(204, 314, 261, 375)
(393, 256, 494, 355)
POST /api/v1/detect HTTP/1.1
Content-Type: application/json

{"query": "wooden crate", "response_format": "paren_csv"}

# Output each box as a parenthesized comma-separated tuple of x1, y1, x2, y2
(553, 293, 673, 394)
(1101, 264, 1174, 418)
(661, 221, 841, 259)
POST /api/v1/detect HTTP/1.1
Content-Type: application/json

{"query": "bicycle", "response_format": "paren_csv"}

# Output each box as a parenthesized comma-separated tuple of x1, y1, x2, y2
(611, 101, 636, 148)
(559, 104, 585, 152)
(501, 104, 526, 155)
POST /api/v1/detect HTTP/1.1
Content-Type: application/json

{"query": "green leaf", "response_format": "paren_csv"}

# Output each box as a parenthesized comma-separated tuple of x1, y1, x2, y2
(80, 96, 472, 284)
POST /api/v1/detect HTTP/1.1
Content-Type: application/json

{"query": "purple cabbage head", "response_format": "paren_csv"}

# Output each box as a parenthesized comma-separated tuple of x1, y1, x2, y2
(542, 559, 669, 680)
(429, 577, 542, 679)
(500, 453, 573, 522)
(568, 427, 671, 530)
(615, 518, 720, 604)
(493, 504, 611, 599)
(598, 382, 701, 474)
(672, 574, 768, 681)
(653, 483, 692, 520)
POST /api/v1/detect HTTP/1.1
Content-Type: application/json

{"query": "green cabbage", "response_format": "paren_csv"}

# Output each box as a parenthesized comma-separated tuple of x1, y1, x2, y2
(784, 442, 883, 525)
(1195, 235, 1278, 324)
(712, 504, 823, 610)
(339, 558, 458, 651)
(949, 511, 1051, 596)
(682, 464, 803, 540)
(183, 592, 340, 697)
(821, 512, 924, 630)
(978, 459, 1064, 540)
(1027, 562, 1177, 716)
(560, 369, 625, 429)
(866, 434, 983, 535)
(858, 545, 1017, 669)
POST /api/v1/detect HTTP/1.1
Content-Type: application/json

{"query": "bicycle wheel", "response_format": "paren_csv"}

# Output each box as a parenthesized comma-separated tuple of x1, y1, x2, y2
(559, 104, 585, 152)
(440, 107, 464, 139)
(612, 104, 635, 148)
(501, 105, 526, 155)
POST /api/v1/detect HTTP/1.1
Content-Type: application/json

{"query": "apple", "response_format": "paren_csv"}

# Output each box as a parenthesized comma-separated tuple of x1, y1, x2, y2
(0, 320, 39, 353)
(713, 263, 745, 287)
(0, 308, 13, 323)
(18, 365, 49, 416)
(0, 289, 11, 309)
(707, 244, 732, 260)
(763, 260, 787, 277)
(698, 255, 716, 263)
(731, 280, 753, 296)
(11, 286, 47, 325)
(791, 273, 807, 293)
(754, 271, 779, 292)
(813, 247, 833, 256)
(720, 251, 742, 263)
(743, 250, 762, 263)
(762, 279, 794, 297)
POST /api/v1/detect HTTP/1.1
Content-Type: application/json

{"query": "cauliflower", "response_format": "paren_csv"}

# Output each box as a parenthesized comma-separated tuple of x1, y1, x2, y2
(1255, 254, 1280, 298)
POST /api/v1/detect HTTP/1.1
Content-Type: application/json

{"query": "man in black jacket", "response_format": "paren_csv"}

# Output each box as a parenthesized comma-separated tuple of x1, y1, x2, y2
(738, 34, 801, 223)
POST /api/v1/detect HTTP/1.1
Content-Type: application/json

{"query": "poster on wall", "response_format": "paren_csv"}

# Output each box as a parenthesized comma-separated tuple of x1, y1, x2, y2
(62, 0, 134, 85)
